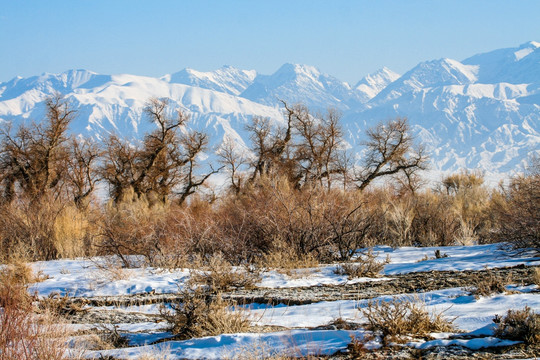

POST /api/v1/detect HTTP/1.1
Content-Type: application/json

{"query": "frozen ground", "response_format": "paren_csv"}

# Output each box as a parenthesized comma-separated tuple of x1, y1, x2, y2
(25, 243, 540, 359)
(29, 243, 540, 297)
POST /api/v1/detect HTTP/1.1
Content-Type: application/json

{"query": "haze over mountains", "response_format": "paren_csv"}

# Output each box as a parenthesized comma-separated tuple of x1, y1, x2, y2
(0, 41, 539, 178)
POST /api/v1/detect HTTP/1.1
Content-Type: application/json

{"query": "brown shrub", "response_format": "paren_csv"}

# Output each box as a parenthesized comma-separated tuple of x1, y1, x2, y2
(256, 239, 319, 277)
(468, 268, 510, 298)
(360, 296, 455, 344)
(0, 196, 95, 262)
(0, 265, 69, 360)
(161, 287, 250, 339)
(217, 177, 379, 263)
(96, 192, 169, 267)
(532, 267, 540, 287)
(493, 174, 540, 251)
(334, 250, 390, 279)
(493, 306, 540, 344)
(188, 252, 260, 291)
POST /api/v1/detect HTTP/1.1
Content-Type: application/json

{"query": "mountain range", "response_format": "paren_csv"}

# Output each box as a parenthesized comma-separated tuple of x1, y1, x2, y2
(0, 41, 539, 180)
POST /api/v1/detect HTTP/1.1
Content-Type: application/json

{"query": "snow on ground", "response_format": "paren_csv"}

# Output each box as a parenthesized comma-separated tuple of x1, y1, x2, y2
(83, 288, 540, 359)
(29, 258, 190, 297)
(249, 287, 540, 332)
(85, 329, 373, 359)
(373, 243, 540, 275)
(28, 243, 540, 297)
(23, 243, 540, 359)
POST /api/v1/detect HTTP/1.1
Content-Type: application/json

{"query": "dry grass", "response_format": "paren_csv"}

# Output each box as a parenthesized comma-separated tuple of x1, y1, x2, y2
(258, 246, 319, 278)
(0, 259, 43, 285)
(360, 296, 455, 345)
(161, 287, 251, 340)
(468, 268, 510, 298)
(53, 204, 95, 259)
(37, 292, 87, 318)
(334, 250, 389, 279)
(532, 267, 540, 287)
(189, 252, 260, 291)
(0, 264, 70, 360)
(493, 306, 540, 345)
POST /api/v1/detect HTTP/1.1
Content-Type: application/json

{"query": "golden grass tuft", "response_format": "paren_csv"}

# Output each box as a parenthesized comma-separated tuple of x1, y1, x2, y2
(493, 306, 540, 345)
(334, 250, 390, 279)
(161, 287, 251, 340)
(360, 296, 455, 345)
(0, 264, 70, 360)
(188, 252, 260, 291)
(468, 268, 510, 298)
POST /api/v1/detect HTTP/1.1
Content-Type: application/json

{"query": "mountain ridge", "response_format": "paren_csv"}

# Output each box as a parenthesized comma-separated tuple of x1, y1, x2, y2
(0, 41, 539, 179)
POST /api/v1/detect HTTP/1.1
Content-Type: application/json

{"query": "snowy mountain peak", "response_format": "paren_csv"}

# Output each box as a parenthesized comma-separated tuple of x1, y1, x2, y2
(371, 58, 478, 104)
(240, 63, 353, 109)
(165, 65, 256, 96)
(273, 63, 322, 82)
(354, 67, 401, 100)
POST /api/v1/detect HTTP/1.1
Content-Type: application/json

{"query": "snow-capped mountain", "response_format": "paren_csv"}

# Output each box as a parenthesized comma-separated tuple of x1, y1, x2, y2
(163, 65, 257, 96)
(354, 67, 401, 103)
(350, 41, 540, 174)
(240, 63, 354, 110)
(0, 41, 539, 178)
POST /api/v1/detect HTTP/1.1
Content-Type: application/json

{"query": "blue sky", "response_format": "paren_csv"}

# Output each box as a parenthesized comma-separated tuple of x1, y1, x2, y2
(0, 0, 539, 83)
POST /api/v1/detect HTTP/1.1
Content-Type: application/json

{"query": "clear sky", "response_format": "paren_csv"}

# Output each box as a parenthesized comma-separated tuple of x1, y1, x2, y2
(1, 0, 539, 84)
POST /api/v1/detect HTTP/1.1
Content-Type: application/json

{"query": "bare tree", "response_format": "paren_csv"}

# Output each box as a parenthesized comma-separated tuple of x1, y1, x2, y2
(355, 117, 427, 191)
(246, 113, 294, 182)
(0, 94, 75, 202)
(176, 131, 221, 206)
(101, 98, 217, 205)
(287, 103, 345, 189)
(218, 138, 248, 195)
(245, 102, 346, 190)
(65, 138, 101, 209)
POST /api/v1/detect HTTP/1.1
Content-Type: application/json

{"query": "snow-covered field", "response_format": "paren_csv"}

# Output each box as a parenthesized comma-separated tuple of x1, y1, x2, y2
(26, 243, 540, 359)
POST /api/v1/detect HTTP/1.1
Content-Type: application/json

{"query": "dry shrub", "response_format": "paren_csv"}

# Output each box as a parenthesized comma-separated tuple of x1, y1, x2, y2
(257, 240, 319, 277)
(161, 287, 250, 339)
(0, 196, 95, 262)
(493, 173, 540, 251)
(37, 292, 86, 318)
(0, 266, 69, 360)
(218, 177, 378, 263)
(468, 269, 510, 298)
(188, 252, 260, 291)
(347, 333, 378, 358)
(335, 250, 390, 279)
(97, 191, 169, 267)
(53, 204, 96, 259)
(532, 267, 540, 287)
(442, 171, 491, 245)
(384, 195, 415, 247)
(408, 191, 461, 247)
(0, 198, 63, 261)
(360, 296, 455, 344)
(493, 306, 540, 344)
(0, 259, 40, 285)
